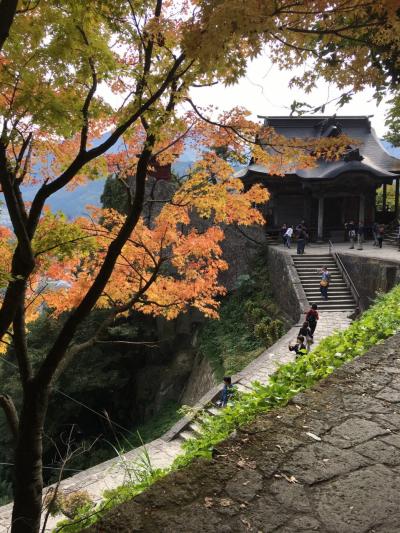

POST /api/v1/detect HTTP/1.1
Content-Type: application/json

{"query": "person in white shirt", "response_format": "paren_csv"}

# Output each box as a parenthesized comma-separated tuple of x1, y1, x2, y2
(284, 225, 293, 248)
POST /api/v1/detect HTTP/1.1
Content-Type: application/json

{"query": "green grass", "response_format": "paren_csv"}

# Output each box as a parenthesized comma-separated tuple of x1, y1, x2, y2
(55, 284, 400, 531)
(129, 401, 181, 448)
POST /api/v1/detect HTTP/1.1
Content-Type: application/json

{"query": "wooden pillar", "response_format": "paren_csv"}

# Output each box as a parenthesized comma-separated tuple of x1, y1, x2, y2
(395, 178, 400, 219)
(383, 183, 387, 211)
(303, 190, 312, 224)
(317, 196, 324, 241)
(359, 194, 365, 222)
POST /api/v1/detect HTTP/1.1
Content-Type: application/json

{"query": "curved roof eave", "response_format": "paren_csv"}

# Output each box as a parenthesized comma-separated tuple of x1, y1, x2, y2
(240, 161, 398, 180)
(297, 159, 397, 179)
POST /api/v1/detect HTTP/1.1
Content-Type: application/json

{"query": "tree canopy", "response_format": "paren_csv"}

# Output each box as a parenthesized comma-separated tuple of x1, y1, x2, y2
(1, 1, 399, 531)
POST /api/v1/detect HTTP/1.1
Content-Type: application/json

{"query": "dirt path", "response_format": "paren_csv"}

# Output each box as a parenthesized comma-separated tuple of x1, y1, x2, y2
(87, 333, 400, 533)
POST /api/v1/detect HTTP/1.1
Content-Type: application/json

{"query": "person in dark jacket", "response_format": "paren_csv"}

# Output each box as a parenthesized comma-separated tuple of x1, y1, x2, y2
(377, 224, 384, 248)
(306, 304, 319, 335)
(357, 221, 364, 250)
(219, 376, 234, 407)
(289, 336, 306, 358)
(345, 221, 356, 249)
(298, 321, 313, 351)
(296, 227, 306, 255)
(280, 223, 288, 246)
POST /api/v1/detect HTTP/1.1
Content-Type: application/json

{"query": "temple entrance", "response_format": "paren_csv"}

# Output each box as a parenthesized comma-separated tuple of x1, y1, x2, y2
(324, 197, 345, 228)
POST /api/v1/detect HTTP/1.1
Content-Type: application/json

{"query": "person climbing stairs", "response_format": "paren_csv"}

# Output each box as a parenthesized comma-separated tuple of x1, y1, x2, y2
(292, 254, 356, 311)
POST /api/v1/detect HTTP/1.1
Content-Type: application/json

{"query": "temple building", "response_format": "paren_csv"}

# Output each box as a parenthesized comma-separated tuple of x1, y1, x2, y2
(239, 116, 400, 241)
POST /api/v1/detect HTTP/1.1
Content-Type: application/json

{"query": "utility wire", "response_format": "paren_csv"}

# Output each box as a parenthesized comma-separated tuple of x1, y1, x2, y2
(0, 462, 82, 473)
(0, 357, 133, 435)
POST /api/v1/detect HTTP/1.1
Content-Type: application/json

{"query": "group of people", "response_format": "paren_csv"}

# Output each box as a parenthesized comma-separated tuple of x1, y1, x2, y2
(345, 221, 385, 250)
(218, 303, 321, 408)
(289, 303, 319, 358)
(281, 220, 309, 255)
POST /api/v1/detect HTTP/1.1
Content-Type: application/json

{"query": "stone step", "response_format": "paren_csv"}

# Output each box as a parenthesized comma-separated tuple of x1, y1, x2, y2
(207, 407, 222, 416)
(307, 298, 355, 305)
(235, 383, 251, 394)
(189, 422, 203, 435)
(300, 278, 346, 283)
(297, 271, 342, 279)
(296, 270, 341, 275)
(179, 430, 197, 442)
(297, 273, 342, 278)
(294, 260, 337, 265)
(295, 264, 338, 268)
(316, 304, 355, 311)
(293, 256, 335, 261)
(292, 254, 335, 263)
(301, 284, 346, 289)
(304, 286, 351, 296)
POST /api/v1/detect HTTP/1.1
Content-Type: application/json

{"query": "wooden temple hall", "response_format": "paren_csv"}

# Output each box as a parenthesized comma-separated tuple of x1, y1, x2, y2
(239, 116, 400, 241)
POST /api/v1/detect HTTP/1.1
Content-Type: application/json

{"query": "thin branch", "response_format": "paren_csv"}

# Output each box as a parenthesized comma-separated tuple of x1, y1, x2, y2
(95, 340, 159, 347)
(76, 26, 98, 153)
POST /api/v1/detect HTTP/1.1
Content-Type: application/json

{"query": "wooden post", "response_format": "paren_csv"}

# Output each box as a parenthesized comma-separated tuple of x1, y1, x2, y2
(383, 183, 387, 212)
(317, 196, 324, 241)
(395, 178, 400, 219)
(359, 194, 365, 222)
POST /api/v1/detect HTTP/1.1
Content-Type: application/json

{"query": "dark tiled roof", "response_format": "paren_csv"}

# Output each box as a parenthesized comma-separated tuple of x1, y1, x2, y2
(246, 115, 400, 179)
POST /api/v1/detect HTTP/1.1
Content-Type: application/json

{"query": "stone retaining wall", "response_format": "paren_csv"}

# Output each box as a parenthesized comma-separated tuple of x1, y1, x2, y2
(265, 246, 309, 321)
(339, 253, 400, 309)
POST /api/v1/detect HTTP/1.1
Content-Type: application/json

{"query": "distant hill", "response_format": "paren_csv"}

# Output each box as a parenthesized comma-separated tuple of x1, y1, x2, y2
(0, 156, 195, 225)
(1, 139, 399, 226)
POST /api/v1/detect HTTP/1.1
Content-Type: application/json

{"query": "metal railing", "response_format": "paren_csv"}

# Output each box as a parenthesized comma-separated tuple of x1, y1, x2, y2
(328, 240, 362, 314)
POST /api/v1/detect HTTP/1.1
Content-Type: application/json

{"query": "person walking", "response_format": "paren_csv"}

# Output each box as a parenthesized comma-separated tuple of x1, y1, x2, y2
(346, 221, 356, 249)
(377, 224, 384, 248)
(280, 223, 288, 246)
(298, 321, 313, 351)
(289, 336, 307, 358)
(218, 377, 234, 407)
(284, 225, 293, 248)
(296, 227, 306, 255)
(306, 303, 319, 335)
(372, 221, 379, 246)
(357, 221, 364, 250)
(320, 266, 330, 300)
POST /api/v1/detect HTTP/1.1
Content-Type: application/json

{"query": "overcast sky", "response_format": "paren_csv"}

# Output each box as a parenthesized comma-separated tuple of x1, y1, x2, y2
(189, 56, 390, 137)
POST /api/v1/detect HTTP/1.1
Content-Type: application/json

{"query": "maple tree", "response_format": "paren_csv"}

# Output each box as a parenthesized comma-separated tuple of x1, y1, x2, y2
(0, 1, 396, 531)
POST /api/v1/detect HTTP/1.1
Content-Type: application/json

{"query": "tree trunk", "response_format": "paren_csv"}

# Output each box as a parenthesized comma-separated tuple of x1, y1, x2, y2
(11, 382, 49, 533)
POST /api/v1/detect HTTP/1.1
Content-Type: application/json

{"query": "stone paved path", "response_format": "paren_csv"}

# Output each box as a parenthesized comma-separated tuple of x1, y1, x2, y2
(235, 312, 351, 389)
(87, 333, 400, 533)
(0, 312, 352, 532)
(276, 241, 400, 264)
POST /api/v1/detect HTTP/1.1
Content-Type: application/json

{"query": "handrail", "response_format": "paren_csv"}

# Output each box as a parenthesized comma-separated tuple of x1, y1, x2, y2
(328, 240, 362, 313)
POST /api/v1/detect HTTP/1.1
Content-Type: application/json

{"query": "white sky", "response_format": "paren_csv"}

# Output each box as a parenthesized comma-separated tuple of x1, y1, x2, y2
(189, 56, 390, 137)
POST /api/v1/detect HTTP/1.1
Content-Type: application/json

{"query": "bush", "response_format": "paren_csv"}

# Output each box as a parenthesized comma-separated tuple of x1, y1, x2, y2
(198, 253, 289, 376)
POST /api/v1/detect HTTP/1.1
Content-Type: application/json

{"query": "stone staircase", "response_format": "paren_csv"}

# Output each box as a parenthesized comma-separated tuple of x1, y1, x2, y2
(292, 254, 356, 311)
(385, 226, 399, 247)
